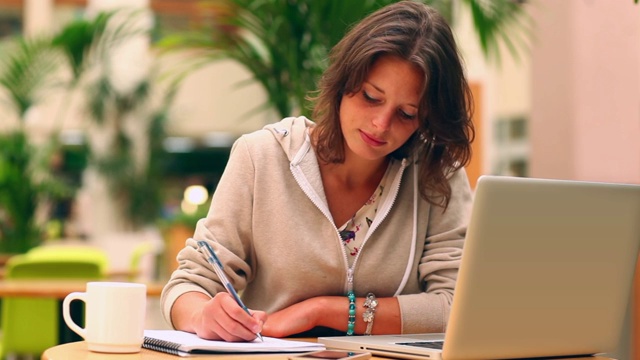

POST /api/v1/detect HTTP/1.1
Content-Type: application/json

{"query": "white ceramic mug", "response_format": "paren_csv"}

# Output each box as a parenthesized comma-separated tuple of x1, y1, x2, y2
(63, 282, 147, 353)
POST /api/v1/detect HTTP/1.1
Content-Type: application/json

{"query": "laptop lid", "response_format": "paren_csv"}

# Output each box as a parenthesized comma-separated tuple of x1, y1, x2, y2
(319, 176, 640, 360)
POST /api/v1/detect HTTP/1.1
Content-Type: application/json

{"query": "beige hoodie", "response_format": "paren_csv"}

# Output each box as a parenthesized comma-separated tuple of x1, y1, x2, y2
(161, 116, 472, 334)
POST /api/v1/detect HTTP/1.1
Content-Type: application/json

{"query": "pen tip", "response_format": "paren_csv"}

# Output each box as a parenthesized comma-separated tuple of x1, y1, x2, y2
(257, 333, 264, 342)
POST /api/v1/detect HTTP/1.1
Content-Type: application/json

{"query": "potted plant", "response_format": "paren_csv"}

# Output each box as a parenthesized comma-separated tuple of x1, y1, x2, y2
(52, 8, 173, 233)
(0, 10, 178, 253)
(0, 37, 71, 254)
(159, 0, 530, 119)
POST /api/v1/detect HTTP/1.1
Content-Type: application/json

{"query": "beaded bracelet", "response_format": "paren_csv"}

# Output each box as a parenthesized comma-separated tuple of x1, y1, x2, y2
(346, 290, 356, 335)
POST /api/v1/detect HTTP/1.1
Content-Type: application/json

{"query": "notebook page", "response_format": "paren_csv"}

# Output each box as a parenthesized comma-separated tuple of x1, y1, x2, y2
(144, 330, 325, 354)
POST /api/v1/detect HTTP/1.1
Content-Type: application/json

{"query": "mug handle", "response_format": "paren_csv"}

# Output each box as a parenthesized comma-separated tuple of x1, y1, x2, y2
(62, 291, 87, 339)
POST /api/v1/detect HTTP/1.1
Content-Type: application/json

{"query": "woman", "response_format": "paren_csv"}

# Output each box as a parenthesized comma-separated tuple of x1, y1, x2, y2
(161, 0, 474, 341)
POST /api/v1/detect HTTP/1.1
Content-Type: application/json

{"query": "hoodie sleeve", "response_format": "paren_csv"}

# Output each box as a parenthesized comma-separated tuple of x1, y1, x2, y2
(160, 136, 257, 328)
(397, 168, 472, 333)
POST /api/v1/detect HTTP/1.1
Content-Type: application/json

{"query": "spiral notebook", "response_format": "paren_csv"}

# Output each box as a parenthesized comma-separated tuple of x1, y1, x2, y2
(143, 330, 324, 356)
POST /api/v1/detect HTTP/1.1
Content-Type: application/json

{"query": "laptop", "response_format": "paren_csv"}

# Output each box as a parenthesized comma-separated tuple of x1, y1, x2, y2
(319, 175, 640, 360)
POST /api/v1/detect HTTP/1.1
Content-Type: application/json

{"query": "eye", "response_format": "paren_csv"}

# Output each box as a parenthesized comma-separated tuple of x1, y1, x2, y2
(398, 109, 417, 121)
(362, 90, 379, 103)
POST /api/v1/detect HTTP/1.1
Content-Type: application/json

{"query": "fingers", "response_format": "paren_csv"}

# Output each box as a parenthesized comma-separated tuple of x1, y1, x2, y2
(251, 309, 268, 328)
(197, 292, 265, 342)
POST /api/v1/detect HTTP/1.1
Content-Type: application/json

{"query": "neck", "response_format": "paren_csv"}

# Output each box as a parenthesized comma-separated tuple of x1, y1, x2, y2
(323, 155, 389, 190)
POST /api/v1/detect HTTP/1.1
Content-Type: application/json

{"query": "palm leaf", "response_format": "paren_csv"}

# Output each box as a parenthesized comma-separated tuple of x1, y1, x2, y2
(52, 11, 114, 83)
(0, 132, 41, 252)
(0, 37, 61, 120)
(461, 0, 531, 61)
(158, 0, 529, 119)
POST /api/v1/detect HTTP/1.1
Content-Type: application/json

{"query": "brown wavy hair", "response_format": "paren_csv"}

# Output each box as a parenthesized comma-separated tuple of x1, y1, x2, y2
(309, 0, 475, 208)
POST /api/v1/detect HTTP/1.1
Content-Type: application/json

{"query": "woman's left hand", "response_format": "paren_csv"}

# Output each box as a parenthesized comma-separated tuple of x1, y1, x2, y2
(261, 297, 324, 338)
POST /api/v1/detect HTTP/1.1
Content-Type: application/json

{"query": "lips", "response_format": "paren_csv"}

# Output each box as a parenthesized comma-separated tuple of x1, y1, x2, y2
(359, 130, 386, 147)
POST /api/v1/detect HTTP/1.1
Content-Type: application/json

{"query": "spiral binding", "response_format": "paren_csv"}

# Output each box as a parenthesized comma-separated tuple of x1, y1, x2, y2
(142, 336, 182, 355)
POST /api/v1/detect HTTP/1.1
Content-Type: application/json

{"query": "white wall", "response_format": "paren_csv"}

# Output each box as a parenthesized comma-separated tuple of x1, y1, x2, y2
(162, 55, 273, 139)
(530, 0, 640, 184)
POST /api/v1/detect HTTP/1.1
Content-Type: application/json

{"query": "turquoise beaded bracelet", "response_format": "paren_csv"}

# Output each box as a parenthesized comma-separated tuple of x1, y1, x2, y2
(347, 290, 356, 335)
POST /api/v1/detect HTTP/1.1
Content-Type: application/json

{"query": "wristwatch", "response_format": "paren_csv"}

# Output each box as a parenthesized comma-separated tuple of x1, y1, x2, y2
(362, 293, 378, 336)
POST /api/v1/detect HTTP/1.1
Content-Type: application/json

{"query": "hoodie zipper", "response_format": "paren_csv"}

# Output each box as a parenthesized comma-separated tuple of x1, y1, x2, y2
(290, 161, 349, 291)
(290, 138, 409, 294)
(350, 158, 408, 269)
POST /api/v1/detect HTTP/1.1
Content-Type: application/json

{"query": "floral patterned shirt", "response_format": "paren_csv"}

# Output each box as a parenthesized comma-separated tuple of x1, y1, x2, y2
(338, 164, 392, 267)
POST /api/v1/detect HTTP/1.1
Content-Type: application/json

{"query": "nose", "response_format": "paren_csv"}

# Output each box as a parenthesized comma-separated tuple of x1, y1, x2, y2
(372, 108, 394, 132)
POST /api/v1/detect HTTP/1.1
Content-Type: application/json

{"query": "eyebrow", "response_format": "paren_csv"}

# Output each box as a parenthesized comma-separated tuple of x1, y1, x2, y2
(365, 81, 419, 109)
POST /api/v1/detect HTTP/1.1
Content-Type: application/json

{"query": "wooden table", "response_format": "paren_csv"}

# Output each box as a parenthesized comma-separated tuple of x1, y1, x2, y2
(0, 280, 164, 298)
(42, 341, 616, 360)
(0, 268, 141, 280)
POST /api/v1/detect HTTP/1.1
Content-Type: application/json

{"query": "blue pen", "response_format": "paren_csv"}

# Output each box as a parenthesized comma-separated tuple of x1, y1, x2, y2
(196, 240, 264, 342)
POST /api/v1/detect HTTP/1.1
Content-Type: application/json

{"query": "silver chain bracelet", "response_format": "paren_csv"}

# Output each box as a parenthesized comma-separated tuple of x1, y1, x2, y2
(362, 293, 378, 335)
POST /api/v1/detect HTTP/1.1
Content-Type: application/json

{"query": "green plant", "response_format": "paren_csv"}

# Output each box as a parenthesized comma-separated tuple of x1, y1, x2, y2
(0, 13, 119, 252)
(0, 37, 73, 253)
(85, 70, 176, 229)
(50, 11, 114, 134)
(0, 131, 73, 253)
(159, 0, 529, 119)
(52, 9, 178, 231)
(0, 132, 40, 253)
(0, 9, 178, 250)
(0, 37, 61, 121)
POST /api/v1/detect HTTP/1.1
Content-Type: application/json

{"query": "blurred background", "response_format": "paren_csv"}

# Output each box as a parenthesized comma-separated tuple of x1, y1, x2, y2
(0, 0, 638, 358)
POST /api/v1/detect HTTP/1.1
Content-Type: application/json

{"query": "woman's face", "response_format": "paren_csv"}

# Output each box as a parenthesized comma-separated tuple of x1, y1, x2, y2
(339, 55, 423, 163)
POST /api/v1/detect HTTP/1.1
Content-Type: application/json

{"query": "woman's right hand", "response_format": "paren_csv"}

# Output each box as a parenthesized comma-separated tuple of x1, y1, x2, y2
(173, 291, 267, 342)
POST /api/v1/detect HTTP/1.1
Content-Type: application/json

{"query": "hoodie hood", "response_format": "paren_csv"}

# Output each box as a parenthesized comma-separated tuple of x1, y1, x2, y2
(263, 116, 315, 163)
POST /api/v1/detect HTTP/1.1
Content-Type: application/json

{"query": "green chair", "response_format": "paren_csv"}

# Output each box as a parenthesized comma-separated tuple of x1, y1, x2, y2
(25, 244, 109, 275)
(0, 248, 107, 359)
